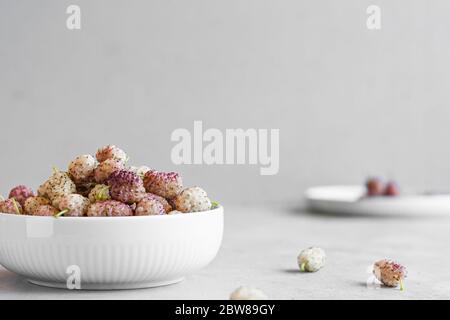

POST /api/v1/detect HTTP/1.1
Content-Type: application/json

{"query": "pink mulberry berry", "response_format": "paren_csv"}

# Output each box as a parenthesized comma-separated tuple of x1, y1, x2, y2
(86, 200, 133, 217)
(107, 170, 146, 204)
(8, 185, 35, 207)
(143, 193, 172, 212)
(0, 198, 23, 215)
(143, 170, 183, 199)
(373, 259, 407, 289)
(135, 197, 165, 216)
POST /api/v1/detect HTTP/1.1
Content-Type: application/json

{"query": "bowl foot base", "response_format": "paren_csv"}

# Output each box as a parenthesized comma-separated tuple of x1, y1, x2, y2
(27, 277, 185, 290)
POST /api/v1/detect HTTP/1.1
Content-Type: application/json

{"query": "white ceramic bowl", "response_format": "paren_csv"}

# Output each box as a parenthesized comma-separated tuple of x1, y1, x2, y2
(0, 206, 223, 290)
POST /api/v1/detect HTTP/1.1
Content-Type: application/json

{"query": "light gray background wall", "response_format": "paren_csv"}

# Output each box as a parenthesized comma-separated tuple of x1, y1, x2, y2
(1, 0, 449, 205)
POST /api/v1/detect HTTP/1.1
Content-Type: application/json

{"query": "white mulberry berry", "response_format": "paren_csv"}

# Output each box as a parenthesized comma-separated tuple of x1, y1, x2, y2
(58, 194, 90, 217)
(96, 145, 128, 163)
(229, 286, 268, 300)
(24, 196, 51, 215)
(172, 187, 212, 213)
(94, 159, 125, 183)
(129, 165, 151, 178)
(297, 247, 326, 272)
(42, 171, 76, 202)
(68, 155, 97, 184)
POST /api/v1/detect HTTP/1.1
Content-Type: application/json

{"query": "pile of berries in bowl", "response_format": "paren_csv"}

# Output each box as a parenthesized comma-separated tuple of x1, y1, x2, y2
(0, 145, 223, 290)
(0, 145, 216, 217)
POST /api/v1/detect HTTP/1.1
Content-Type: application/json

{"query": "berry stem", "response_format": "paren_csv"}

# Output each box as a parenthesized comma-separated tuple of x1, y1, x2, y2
(96, 186, 109, 201)
(52, 166, 59, 174)
(211, 201, 220, 209)
(54, 209, 68, 218)
(0, 195, 4, 201)
(300, 262, 306, 272)
(399, 279, 405, 291)
(12, 198, 20, 214)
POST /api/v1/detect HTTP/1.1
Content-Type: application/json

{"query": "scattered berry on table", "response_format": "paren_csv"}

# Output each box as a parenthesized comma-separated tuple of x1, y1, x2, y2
(229, 286, 268, 300)
(143, 170, 183, 199)
(96, 145, 128, 163)
(297, 247, 326, 272)
(86, 200, 133, 217)
(8, 185, 35, 207)
(94, 159, 125, 183)
(107, 170, 146, 204)
(173, 187, 212, 213)
(373, 259, 407, 290)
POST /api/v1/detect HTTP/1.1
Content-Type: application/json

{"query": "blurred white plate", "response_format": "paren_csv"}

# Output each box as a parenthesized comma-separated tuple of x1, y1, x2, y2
(305, 185, 450, 216)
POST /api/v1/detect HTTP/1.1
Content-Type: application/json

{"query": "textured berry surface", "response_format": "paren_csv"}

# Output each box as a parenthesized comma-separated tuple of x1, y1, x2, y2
(297, 247, 326, 272)
(96, 145, 127, 163)
(86, 200, 133, 217)
(24, 196, 51, 215)
(107, 170, 146, 204)
(373, 259, 407, 287)
(129, 165, 151, 178)
(58, 194, 90, 217)
(143, 170, 183, 199)
(143, 193, 172, 212)
(229, 286, 268, 300)
(135, 197, 165, 216)
(173, 187, 211, 213)
(75, 182, 96, 197)
(33, 204, 58, 216)
(43, 171, 77, 202)
(88, 184, 111, 202)
(37, 183, 48, 198)
(94, 159, 125, 183)
(68, 155, 98, 184)
(8, 185, 35, 207)
(0, 198, 23, 214)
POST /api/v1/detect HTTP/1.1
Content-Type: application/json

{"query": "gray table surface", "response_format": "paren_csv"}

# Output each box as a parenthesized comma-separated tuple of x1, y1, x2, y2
(0, 205, 449, 300)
